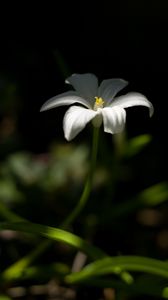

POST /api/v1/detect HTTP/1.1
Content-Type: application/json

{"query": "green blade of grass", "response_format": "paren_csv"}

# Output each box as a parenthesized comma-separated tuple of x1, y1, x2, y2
(0, 221, 106, 261)
(66, 256, 168, 283)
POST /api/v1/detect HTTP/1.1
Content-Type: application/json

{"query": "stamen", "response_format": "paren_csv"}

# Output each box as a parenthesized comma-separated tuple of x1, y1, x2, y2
(94, 97, 104, 110)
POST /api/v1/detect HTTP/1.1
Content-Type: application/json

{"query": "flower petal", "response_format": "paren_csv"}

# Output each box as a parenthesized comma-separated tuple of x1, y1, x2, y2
(65, 73, 98, 102)
(102, 107, 126, 134)
(63, 106, 97, 141)
(40, 91, 92, 111)
(98, 79, 128, 103)
(111, 92, 154, 117)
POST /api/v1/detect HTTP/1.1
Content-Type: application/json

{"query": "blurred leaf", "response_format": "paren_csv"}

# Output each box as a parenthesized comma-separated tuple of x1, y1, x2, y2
(139, 182, 168, 206)
(6, 152, 47, 185)
(124, 134, 152, 158)
(0, 179, 23, 204)
(0, 221, 106, 260)
(2, 239, 51, 281)
(163, 287, 168, 299)
(66, 256, 168, 283)
(107, 182, 168, 220)
(42, 144, 88, 190)
(0, 296, 12, 300)
(0, 145, 88, 192)
(2, 262, 70, 282)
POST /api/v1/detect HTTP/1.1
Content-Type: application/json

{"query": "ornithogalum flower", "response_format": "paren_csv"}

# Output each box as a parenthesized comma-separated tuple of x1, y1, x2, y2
(40, 73, 154, 141)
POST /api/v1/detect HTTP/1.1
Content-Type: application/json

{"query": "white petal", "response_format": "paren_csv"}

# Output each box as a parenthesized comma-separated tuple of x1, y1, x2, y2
(98, 79, 128, 103)
(63, 106, 97, 141)
(111, 92, 154, 117)
(102, 107, 126, 134)
(40, 91, 92, 111)
(65, 73, 98, 102)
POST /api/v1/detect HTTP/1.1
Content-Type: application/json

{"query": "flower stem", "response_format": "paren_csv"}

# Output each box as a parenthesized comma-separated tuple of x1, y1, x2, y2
(90, 126, 100, 181)
(61, 127, 100, 229)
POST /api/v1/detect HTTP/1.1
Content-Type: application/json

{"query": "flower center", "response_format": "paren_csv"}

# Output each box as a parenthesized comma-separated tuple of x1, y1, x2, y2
(94, 97, 104, 110)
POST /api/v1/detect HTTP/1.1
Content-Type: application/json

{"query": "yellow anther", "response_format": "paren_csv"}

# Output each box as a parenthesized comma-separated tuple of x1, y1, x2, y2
(95, 97, 104, 106)
(94, 97, 104, 110)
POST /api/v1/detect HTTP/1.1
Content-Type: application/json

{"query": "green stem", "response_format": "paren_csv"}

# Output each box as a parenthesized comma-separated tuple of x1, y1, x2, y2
(90, 126, 100, 180)
(61, 127, 99, 229)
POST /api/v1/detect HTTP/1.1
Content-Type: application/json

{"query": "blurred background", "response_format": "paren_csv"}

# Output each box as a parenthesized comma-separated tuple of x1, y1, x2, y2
(0, 1, 168, 299)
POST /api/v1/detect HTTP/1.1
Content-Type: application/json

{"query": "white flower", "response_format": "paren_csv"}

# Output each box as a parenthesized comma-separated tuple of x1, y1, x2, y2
(40, 73, 154, 141)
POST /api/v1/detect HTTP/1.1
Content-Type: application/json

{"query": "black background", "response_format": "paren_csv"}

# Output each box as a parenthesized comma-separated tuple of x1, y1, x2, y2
(0, 1, 167, 166)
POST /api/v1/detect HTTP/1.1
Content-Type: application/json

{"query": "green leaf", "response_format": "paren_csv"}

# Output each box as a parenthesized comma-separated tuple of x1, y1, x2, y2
(139, 182, 168, 206)
(108, 182, 168, 219)
(0, 221, 106, 261)
(22, 263, 70, 280)
(2, 263, 70, 282)
(163, 287, 168, 299)
(1, 239, 51, 281)
(66, 256, 168, 284)
(0, 179, 23, 204)
(124, 134, 152, 158)
(0, 296, 12, 300)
